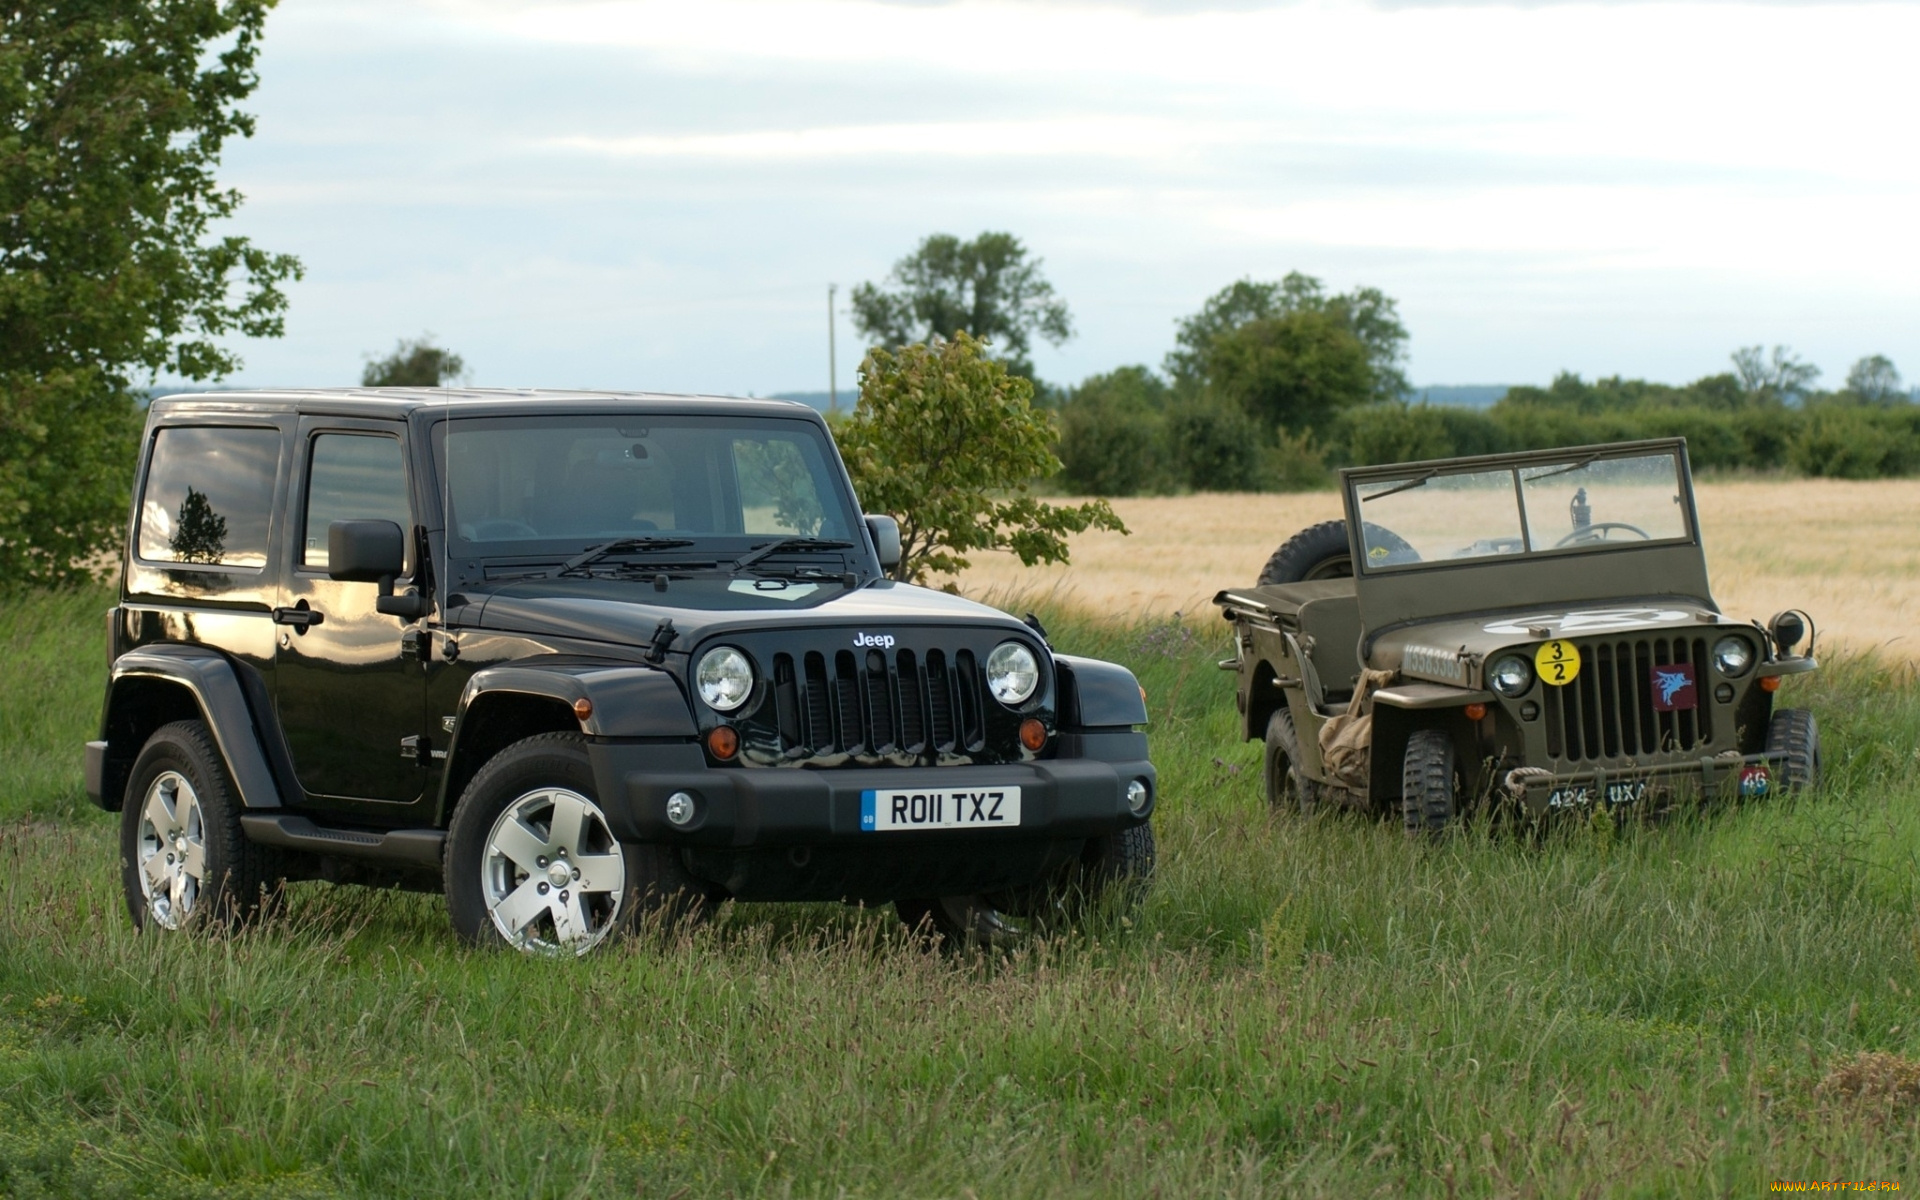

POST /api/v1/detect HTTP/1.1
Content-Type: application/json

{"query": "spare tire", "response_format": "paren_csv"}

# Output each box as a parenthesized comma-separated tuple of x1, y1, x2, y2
(1258, 520, 1419, 585)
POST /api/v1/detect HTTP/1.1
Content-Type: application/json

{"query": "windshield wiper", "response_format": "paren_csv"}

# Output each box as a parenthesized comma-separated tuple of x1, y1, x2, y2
(548, 537, 697, 578)
(731, 537, 855, 573)
(1360, 471, 1436, 503)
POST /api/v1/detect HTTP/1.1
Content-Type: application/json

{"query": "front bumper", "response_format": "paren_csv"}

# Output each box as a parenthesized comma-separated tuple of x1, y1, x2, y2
(587, 730, 1154, 846)
(1505, 750, 1791, 817)
(585, 730, 1155, 902)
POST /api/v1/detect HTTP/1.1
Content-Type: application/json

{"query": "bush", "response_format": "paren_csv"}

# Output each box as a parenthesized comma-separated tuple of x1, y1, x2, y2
(1790, 408, 1920, 479)
(1055, 367, 1173, 496)
(1167, 396, 1269, 490)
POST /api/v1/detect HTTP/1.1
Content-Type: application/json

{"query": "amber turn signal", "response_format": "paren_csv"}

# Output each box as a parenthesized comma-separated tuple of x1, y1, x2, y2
(1019, 718, 1048, 752)
(1759, 675, 1782, 693)
(1463, 703, 1487, 721)
(572, 697, 593, 721)
(706, 725, 739, 759)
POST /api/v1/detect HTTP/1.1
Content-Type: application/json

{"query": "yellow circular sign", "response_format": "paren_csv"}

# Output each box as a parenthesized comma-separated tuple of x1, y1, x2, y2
(1535, 639, 1581, 686)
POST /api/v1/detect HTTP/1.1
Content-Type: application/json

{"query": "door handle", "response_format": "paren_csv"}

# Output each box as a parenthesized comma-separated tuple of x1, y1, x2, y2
(272, 604, 325, 629)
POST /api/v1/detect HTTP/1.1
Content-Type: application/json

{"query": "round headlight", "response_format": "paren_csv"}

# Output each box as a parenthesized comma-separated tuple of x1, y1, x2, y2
(986, 641, 1040, 706)
(1712, 636, 1753, 677)
(1488, 655, 1533, 698)
(695, 646, 754, 711)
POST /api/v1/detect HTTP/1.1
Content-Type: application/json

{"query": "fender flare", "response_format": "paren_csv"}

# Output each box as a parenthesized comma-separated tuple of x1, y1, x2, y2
(451, 659, 697, 744)
(1054, 654, 1148, 729)
(104, 646, 284, 809)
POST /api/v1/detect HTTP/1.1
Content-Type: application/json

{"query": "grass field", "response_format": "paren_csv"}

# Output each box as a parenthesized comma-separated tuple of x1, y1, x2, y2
(956, 479, 1920, 660)
(3, 585, 1920, 1197)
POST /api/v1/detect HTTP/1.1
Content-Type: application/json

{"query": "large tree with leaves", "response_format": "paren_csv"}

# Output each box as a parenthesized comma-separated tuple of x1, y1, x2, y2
(848, 232, 1071, 381)
(836, 332, 1124, 584)
(0, 0, 301, 586)
(1167, 272, 1409, 403)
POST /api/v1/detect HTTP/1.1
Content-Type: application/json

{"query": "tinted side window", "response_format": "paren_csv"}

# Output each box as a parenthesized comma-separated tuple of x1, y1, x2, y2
(137, 426, 282, 568)
(303, 434, 410, 568)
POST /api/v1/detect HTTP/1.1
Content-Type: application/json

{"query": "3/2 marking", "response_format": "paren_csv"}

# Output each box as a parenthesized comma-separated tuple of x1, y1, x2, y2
(1535, 639, 1582, 686)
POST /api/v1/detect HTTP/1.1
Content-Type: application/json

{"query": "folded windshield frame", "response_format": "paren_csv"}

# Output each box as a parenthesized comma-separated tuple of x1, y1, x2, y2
(1344, 440, 1698, 576)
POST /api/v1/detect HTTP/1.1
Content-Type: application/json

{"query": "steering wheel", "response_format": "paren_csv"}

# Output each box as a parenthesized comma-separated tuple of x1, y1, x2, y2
(472, 518, 539, 539)
(1555, 521, 1651, 548)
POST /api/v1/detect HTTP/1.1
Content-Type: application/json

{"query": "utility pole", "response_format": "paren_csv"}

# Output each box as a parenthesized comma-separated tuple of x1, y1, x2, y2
(827, 283, 838, 413)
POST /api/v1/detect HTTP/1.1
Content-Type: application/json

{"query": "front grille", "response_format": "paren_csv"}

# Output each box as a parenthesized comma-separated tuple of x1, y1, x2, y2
(756, 647, 987, 763)
(1542, 636, 1715, 761)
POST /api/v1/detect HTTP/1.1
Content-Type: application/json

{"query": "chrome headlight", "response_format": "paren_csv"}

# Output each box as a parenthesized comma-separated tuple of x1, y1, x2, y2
(986, 641, 1041, 706)
(695, 646, 754, 711)
(1488, 655, 1533, 698)
(1712, 636, 1754, 677)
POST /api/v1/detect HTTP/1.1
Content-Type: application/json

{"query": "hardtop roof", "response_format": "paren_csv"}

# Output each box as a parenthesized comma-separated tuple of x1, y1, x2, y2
(148, 387, 824, 423)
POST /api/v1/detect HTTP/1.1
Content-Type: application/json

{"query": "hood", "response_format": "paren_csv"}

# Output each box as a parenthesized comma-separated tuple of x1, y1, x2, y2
(458, 574, 1029, 650)
(1374, 599, 1739, 682)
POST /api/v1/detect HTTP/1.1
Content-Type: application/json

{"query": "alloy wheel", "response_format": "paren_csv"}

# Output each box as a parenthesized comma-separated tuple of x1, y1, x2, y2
(136, 770, 207, 929)
(480, 787, 627, 956)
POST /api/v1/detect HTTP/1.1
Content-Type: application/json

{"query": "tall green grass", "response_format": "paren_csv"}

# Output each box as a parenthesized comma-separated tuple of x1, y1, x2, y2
(2, 593, 1916, 1197)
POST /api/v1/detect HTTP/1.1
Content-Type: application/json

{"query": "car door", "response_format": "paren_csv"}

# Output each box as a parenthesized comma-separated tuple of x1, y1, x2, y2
(273, 417, 428, 806)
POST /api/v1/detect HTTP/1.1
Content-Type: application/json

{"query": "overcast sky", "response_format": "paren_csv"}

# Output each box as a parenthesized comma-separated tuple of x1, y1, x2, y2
(212, 0, 1919, 395)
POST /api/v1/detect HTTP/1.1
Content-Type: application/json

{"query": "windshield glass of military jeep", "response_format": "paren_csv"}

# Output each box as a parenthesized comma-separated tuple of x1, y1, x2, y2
(1518, 452, 1688, 549)
(439, 416, 858, 556)
(1354, 448, 1691, 571)
(1356, 469, 1526, 567)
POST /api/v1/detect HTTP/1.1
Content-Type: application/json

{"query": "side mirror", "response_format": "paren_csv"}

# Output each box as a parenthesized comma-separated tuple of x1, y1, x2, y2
(328, 520, 427, 618)
(328, 519, 405, 582)
(864, 514, 901, 571)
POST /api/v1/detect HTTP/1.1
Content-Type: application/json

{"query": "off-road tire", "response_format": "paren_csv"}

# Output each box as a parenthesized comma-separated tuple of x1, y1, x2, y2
(120, 720, 281, 931)
(1259, 520, 1356, 584)
(1264, 707, 1321, 813)
(896, 821, 1155, 949)
(1766, 708, 1821, 793)
(1401, 728, 1460, 837)
(1257, 520, 1419, 585)
(444, 732, 707, 953)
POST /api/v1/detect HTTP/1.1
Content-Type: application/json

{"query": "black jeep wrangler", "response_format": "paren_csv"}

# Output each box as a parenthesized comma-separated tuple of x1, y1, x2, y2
(87, 389, 1156, 954)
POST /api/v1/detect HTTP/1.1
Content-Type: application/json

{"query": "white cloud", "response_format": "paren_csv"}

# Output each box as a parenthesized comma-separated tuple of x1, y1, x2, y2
(212, 0, 1920, 392)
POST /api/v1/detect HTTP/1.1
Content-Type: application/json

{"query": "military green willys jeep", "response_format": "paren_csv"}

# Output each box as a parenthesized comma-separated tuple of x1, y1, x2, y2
(1214, 438, 1821, 832)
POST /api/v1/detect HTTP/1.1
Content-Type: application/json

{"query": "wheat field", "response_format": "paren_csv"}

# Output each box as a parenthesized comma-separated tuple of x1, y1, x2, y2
(954, 478, 1920, 658)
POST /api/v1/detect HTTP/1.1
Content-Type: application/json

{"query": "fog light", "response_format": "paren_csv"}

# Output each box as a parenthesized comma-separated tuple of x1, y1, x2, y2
(1519, 701, 1540, 721)
(665, 791, 696, 827)
(1126, 778, 1151, 814)
(706, 725, 739, 759)
(1770, 610, 1807, 655)
(1714, 682, 1735, 703)
(1019, 717, 1047, 752)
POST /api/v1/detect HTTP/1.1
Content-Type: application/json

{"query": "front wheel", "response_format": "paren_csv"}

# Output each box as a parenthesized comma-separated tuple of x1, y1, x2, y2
(444, 733, 707, 956)
(1401, 728, 1460, 837)
(1766, 708, 1821, 793)
(896, 822, 1156, 949)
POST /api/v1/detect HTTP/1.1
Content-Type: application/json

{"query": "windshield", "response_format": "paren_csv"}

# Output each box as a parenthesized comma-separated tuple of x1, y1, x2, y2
(1354, 450, 1689, 571)
(435, 415, 859, 559)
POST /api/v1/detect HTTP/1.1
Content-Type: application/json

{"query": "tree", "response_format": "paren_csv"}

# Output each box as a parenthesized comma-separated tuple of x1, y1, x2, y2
(1731, 345, 1820, 403)
(835, 332, 1124, 583)
(1843, 355, 1905, 406)
(1203, 309, 1375, 435)
(0, 0, 300, 587)
(1167, 273, 1409, 401)
(362, 336, 465, 387)
(848, 232, 1071, 380)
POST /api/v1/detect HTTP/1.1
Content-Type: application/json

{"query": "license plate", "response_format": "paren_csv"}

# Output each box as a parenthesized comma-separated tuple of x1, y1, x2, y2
(860, 786, 1022, 832)
(1545, 780, 1647, 809)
